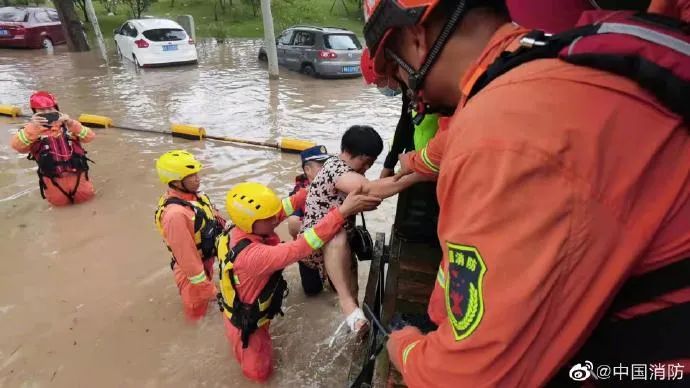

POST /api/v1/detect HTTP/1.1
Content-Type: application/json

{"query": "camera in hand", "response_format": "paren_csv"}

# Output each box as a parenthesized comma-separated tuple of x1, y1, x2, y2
(37, 112, 60, 127)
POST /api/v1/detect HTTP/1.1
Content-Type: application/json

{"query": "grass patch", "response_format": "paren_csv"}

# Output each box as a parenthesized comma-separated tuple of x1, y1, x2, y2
(88, 0, 363, 40)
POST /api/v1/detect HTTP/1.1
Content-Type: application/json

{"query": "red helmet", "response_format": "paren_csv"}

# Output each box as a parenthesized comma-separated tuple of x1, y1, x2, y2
(363, 0, 441, 74)
(30, 91, 58, 110)
(361, 47, 403, 96)
(361, 47, 378, 85)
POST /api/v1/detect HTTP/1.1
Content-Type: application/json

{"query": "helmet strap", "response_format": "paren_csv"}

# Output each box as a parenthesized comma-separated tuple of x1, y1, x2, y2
(386, 0, 470, 120)
(169, 181, 196, 194)
(180, 180, 197, 194)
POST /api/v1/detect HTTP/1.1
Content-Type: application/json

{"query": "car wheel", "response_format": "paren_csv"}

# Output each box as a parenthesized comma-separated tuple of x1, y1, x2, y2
(42, 37, 53, 50)
(302, 64, 316, 77)
(258, 52, 267, 61)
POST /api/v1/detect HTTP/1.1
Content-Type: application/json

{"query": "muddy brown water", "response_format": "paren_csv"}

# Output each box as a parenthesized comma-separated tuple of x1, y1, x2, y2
(0, 40, 401, 387)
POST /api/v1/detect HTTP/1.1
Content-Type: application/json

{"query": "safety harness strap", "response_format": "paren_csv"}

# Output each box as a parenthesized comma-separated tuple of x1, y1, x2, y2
(163, 197, 204, 232)
(578, 302, 690, 367)
(45, 173, 80, 204)
(468, 26, 596, 98)
(610, 258, 690, 312)
(549, 257, 690, 386)
(468, 14, 690, 123)
(224, 238, 253, 269)
(550, 302, 690, 386)
(218, 237, 253, 316)
(218, 237, 287, 349)
(29, 125, 91, 203)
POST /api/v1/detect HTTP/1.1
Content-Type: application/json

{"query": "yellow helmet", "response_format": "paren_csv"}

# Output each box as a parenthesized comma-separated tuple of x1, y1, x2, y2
(156, 150, 202, 185)
(226, 182, 282, 233)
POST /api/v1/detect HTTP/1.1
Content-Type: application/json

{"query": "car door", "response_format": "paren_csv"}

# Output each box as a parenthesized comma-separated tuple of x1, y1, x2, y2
(276, 29, 294, 67)
(114, 23, 128, 58)
(113, 23, 124, 54)
(41, 9, 57, 44)
(290, 30, 316, 69)
(126, 23, 140, 60)
(119, 22, 138, 60)
(284, 30, 304, 69)
(29, 9, 53, 48)
(113, 23, 122, 51)
(45, 9, 64, 44)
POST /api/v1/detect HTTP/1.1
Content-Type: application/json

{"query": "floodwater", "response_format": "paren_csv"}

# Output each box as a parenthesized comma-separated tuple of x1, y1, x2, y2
(0, 40, 400, 387)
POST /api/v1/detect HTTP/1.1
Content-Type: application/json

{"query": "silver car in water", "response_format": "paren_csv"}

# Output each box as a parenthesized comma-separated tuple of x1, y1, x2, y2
(259, 25, 363, 78)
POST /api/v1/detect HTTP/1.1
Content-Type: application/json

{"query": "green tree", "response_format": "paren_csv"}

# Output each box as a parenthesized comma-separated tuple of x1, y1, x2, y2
(122, 0, 155, 18)
(52, 0, 90, 51)
(100, 0, 118, 15)
(242, 0, 258, 17)
(72, 0, 88, 21)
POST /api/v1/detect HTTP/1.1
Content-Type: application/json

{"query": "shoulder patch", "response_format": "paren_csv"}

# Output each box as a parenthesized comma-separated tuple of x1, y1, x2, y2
(445, 242, 487, 341)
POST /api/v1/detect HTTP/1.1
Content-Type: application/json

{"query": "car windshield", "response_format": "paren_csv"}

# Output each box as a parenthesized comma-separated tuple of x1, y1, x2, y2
(323, 34, 361, 50)
(142, 28, 186, 41)
(0, 8, 27, 22)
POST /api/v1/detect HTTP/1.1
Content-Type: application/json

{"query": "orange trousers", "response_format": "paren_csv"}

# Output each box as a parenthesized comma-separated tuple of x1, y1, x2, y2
(173, 258, 216, 321)
(41, 173, 95, 206)
(223, 317, 273, 382)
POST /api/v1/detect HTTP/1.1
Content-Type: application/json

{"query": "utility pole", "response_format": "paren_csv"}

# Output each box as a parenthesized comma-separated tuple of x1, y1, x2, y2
(53, 0, 90, 51)
(259, 0, 279, 79)
(84, 0, 108, 61)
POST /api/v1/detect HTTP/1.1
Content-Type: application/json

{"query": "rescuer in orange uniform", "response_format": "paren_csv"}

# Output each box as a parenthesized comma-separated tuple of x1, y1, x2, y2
(216, 182, 380, 381)
(362, 0, 690, 386)
(11, 91, 96, 206)
(154, 150, 226, 322)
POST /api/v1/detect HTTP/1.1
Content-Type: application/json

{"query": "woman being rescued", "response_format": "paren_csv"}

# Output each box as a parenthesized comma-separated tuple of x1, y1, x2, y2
(215, 181, 381, 382)
(10, 91, 95, 206)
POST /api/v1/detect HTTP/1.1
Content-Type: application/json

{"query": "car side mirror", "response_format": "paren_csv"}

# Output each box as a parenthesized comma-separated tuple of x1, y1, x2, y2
(113, 29, 118, 35)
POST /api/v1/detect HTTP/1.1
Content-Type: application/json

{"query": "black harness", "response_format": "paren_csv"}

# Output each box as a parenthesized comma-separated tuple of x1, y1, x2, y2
(161, 196, 221, 270)
(217, 238, 289, 348)
(28, 125, 92, 204)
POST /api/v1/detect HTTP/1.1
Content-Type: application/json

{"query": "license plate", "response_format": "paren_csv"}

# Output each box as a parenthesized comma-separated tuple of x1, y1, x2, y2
(342, 66, 359, 73)
(162, 44, 178, 51)
(0, 30, 9, 36)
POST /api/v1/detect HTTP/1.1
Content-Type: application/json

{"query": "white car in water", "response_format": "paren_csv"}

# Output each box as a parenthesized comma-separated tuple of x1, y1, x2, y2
(113, 18, 197, 67)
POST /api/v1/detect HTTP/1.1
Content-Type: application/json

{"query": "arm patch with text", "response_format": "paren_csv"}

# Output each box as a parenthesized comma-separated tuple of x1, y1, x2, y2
(445, 243, 487, 341)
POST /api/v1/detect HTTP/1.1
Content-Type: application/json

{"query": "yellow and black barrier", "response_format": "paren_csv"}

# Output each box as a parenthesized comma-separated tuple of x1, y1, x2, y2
(170, 124, 315, 153)
(0, 105, 21, 118)
(171, 124, 206, 140)
(78, 114, 113, 128)
(1, 108, 316, 153)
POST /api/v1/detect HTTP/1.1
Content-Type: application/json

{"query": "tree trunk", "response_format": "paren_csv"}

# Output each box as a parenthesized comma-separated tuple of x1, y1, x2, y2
(53, 0, 90, 51)
(81, 2, 89, 22)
